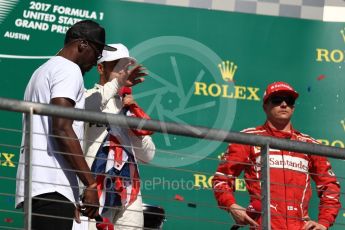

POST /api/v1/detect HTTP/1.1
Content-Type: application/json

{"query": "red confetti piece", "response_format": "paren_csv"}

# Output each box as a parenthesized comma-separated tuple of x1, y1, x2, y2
(174, 194, 184, 201)
(4, 218, 13, 223)
(317, 75, 326, 80)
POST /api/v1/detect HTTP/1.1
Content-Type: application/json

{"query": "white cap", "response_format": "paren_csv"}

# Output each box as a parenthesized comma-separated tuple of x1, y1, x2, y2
(97, 43, 136, 64)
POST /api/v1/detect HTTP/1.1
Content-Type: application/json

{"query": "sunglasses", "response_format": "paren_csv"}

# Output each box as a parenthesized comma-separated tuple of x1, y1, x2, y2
(269, 95, 295, 106)
(86, 40, 103, 61)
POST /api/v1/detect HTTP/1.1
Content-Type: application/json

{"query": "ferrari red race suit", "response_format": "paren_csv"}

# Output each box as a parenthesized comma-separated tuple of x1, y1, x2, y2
(212, 123, 340, 229)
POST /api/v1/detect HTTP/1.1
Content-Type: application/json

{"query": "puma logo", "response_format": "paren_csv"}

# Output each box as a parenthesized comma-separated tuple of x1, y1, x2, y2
(270, 203, 278, 211)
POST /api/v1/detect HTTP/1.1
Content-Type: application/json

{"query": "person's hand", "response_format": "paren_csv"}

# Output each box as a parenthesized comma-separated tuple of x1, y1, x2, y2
(111, 61, 148, 87)
(123, 94, 137, 107)
(74, 204, 82, 223)
(229, 203, 259, 228)
(303, 220, 327, 230)
(79, 183, 100, 219)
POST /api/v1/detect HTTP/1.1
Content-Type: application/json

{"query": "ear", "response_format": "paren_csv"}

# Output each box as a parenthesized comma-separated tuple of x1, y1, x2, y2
(97, 63, 104, 74)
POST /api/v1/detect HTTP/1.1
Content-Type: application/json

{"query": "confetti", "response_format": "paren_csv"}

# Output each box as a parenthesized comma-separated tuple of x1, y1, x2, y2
(187, 203, 197, 208)
(4, 218, 13, 223)
(174, 194, 184, 201)
(6, 196, 14, 203)
(317, 75, 326, 80)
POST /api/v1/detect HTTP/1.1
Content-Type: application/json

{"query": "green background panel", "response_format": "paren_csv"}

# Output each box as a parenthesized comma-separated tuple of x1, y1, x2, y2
(0, 0, 344, 229)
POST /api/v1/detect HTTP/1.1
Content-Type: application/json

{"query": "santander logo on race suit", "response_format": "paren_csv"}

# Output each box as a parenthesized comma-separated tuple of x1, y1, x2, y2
(268, 155, 308, 173)
(254, 150, 309, 173)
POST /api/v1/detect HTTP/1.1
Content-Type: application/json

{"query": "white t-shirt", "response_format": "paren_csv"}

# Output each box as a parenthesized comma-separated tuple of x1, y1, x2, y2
(16, 56, 85, 207)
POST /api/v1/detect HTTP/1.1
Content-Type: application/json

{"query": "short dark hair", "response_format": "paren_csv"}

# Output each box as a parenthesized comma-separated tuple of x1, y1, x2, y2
(64, 20, 116, 51)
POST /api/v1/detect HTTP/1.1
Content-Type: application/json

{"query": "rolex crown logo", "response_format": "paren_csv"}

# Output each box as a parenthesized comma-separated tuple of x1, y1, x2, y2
(218, 60, 238, 82)
(341, 28, 345, 43)
(340, 120, 345, 131)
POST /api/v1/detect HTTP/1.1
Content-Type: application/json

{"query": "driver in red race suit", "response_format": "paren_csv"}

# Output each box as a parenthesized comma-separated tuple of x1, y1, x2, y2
(212, 82, 340, 230)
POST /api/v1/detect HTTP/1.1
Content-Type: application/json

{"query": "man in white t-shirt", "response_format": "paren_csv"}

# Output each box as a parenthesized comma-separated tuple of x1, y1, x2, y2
(15, 20, 118, 230)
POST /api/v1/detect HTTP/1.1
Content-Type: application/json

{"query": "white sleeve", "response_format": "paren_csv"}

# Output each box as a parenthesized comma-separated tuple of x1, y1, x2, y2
(130, 135, 156, 163)
(50, 66, 83, 102)
(84, 78, 120, 112)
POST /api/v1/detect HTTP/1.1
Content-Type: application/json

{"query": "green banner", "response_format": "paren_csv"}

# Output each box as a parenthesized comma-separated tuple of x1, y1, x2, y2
(0, 0, 344, 229)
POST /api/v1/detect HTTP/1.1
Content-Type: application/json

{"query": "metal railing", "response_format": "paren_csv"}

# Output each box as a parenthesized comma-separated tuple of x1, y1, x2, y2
(1, 96, 345, 230)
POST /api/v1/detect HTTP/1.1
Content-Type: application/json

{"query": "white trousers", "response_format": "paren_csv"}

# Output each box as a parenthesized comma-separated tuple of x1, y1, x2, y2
(72, 192, 144, 230)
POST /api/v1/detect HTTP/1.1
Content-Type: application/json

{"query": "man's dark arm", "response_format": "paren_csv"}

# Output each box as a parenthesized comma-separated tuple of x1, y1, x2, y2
(51, 97, 99, 218)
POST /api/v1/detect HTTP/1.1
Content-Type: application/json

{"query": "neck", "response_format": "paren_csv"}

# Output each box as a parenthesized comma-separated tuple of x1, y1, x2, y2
(98, 78, 106, 86)
(266, 120, 292, 132)
(57, 47, 75, 62)
(98, 75, 107, 86)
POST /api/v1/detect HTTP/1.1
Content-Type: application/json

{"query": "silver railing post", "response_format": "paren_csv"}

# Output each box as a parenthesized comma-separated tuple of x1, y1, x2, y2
(24, 108, 33, 230)
(261, 143, 271, 230)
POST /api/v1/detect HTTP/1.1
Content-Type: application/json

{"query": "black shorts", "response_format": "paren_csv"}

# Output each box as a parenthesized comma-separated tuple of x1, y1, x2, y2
(31, 192, 75, 230)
